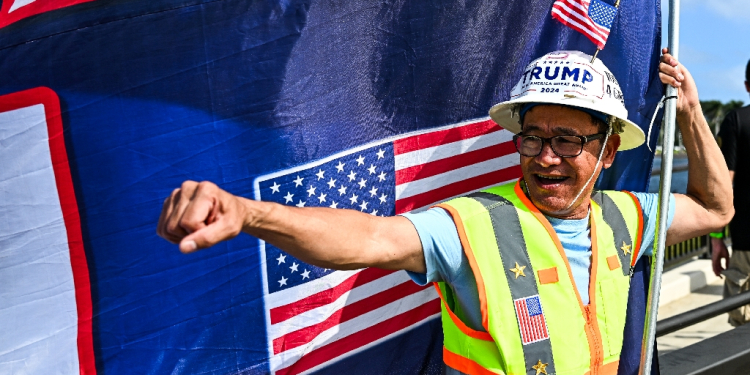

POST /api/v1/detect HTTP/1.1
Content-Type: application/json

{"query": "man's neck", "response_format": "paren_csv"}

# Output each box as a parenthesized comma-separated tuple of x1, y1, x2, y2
(520, 179, 591, 220)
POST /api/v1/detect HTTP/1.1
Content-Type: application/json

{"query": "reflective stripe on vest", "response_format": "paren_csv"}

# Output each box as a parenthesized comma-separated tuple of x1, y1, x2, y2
(435, 180, 641, 375)
(591, 192, 634, 277)
(467, 191, 557, 375)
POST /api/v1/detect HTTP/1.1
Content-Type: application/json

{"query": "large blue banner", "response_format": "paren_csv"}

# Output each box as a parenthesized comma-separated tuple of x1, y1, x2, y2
(0, 0, 662, 373)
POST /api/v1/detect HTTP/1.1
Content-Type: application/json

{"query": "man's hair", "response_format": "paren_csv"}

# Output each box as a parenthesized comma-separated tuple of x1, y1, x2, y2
(746, 59, 750, 83)
(590, 115, 609, 134)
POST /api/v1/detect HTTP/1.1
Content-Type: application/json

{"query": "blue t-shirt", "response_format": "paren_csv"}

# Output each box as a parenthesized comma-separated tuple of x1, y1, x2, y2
(402, 192, 675, 332)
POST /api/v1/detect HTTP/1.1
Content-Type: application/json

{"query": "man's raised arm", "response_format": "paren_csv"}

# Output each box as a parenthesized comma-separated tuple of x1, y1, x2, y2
(156, 180, 426, 273)
(659, 49, 735, 245)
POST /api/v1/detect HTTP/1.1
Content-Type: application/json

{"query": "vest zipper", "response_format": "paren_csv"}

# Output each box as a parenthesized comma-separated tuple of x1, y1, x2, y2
(584, 305, 603, 374)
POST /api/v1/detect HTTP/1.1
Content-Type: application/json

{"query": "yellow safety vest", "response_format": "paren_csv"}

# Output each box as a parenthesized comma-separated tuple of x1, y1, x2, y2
(434, 180, 644, 375)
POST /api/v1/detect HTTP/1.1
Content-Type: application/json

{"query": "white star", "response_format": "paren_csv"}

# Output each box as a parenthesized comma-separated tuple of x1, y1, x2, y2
(301, 269, 311, 280)
(349, 194, 359, 204)
(370, 209, 379, 216)
(316, 169, 325, 180)
(358, 178, 367, 189)
(270, 182, 281, 194)
(318, 193, 327, 203)
(276, 254, 287, 265)
(329, 201, 339, 209)
(369, 187, 378, 197)
(289, 262, 299, 273)
(359, 201, 369, 211)
(335, 162, 345, 172)
(296, 200, 306, 207)
(376, 149, 386, 159)
(327, 178, 337, 188)
(367, 165, 377, 175)
(307, 185, 317, 197)
(379, 193, 387, 204)
(377, 172, 387, 182)
(278, 276, 288, 287)
(293, 175, 304, 187)
(338, 185, 347, 196)
(284, 192, 294, 204)
(356, 155, 365, 165)
(348, 171, 357, 181)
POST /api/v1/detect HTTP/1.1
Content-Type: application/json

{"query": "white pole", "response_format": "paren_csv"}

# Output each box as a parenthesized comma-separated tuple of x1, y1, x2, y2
(639, 0, 679, 373)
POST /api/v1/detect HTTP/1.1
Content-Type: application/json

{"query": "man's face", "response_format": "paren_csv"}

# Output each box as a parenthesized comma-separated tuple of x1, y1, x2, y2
(519, 105, 620, 219)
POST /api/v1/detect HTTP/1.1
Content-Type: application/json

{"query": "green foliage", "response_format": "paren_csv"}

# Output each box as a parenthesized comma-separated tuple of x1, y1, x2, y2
(657, 100, 745, 151)
(701, 100, 745, 135)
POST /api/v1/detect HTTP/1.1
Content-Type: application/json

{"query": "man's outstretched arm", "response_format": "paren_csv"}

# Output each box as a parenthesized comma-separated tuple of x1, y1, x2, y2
(157, 181, 426, 273)
(659, 49, 735, 245)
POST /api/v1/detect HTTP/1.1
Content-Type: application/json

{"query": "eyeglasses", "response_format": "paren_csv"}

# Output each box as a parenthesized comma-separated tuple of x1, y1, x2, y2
(512, 133, 607, 158)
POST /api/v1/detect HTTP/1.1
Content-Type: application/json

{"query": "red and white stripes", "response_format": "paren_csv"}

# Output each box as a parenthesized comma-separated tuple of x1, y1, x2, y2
(515, 298, 550, 345)
(265, 118, 520, 375)
(393, 118, 520, 213)
(551, 0, 610, 49)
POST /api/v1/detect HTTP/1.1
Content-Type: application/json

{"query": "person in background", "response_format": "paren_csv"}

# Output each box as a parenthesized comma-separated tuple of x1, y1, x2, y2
(712, 59, 750, 327)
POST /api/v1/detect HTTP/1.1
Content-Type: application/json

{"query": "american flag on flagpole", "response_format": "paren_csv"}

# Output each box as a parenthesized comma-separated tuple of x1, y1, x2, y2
(254, 118, 521, 374)
(551, 0, 619, 49)
(514, 295, 550, 345)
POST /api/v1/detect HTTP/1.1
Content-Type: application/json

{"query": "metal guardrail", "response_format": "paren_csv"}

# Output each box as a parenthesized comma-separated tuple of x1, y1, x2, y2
(649, 161, 707, 269)
(650, 163, 688, 176)
(656, 289, 750, 337)
(659, 322, 750, 374)
(664, 234, 708, 269)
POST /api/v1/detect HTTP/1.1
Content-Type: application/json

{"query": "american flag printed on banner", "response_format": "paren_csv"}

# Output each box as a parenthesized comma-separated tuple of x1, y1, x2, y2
(254, 118, 521, 374)
(514, 295, 550, 345)
(551, 0, 619, 49)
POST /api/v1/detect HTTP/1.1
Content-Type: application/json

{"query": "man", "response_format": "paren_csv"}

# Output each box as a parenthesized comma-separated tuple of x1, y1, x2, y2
(712, 58, 750, 327)
(157, 49, 732, 375)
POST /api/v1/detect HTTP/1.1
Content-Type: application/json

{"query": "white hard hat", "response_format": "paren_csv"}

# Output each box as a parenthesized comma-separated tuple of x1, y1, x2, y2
(489, 50, 645, 151)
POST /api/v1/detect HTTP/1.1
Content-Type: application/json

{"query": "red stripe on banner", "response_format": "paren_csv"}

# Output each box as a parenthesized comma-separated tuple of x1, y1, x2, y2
(275, 299, 441, 375)
(0, 0, 95, 29)
(270, 267, 395, 324)
(392, 120, 499, 155)
(5, 88, 98, 375)
(44, 89, 97, 375)
(395, 165, 521, 213)
(394, 141, 516, 184)
(273, 281, 432, 354)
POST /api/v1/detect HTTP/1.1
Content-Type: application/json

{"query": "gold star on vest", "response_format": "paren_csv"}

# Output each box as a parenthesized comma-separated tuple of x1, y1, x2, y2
(509, 262, 526, 279)
(621, 241, 632, 256)
(532, 359, 548, 375)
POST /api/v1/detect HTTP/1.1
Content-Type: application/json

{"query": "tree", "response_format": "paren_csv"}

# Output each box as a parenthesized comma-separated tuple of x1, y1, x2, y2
(701, 100, 745, 135)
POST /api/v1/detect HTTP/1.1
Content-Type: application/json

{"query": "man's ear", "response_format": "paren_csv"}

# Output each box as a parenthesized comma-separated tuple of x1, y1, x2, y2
(745, 81, 749, 93)
(602, 134, 621, 169)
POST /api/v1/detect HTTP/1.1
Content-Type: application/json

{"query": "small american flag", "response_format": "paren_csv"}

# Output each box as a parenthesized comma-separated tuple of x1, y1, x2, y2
(514, 295, 550, 345)
(255, 118, 521, 375)
(551, 0, 618, 49)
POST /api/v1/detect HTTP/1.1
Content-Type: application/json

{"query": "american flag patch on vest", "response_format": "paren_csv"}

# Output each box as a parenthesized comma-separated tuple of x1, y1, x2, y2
(514, 295, 550, 345)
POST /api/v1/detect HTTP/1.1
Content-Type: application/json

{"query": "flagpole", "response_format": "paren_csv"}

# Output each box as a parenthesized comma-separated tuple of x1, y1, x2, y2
(639, 0, 679, 373)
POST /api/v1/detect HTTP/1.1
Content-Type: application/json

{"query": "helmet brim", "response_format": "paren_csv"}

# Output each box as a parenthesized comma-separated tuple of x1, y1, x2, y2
(489, 97, 646, 151)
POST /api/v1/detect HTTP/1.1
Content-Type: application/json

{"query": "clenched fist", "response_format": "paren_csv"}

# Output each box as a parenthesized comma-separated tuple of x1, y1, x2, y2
(157, 181, 250, 253)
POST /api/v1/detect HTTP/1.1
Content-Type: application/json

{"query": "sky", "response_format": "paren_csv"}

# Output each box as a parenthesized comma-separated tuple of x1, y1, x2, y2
(662, 0, 750, 103)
